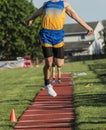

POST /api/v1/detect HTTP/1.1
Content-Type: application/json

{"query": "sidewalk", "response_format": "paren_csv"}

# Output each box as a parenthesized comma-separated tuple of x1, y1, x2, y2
(14, 73, 75, 130)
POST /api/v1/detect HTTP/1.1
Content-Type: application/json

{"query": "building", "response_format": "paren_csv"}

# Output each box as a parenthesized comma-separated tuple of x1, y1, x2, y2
(63, 21, 104, 60)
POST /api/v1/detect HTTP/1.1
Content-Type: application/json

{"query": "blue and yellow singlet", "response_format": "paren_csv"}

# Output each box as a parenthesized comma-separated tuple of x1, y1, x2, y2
(40, 0, 66, 48)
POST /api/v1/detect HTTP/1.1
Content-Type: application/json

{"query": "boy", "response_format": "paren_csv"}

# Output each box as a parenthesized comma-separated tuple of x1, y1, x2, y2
(27, 0, 93, 97)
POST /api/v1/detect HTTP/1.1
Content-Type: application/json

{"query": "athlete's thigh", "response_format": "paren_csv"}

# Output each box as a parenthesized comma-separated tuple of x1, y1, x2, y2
(42, 47, 53, 66)
(42, 47, 53, 58)
(53, 47, 64, 67)
(53, 46, 64, 59)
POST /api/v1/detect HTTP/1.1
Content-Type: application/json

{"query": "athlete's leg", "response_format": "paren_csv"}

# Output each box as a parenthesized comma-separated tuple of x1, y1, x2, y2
(51, 58, 56, 83)
(52, 60, 56, 79)
(53, 46, 64, 83)
(42, 46, 57, 97)
(42, 47, 53, 84)
(56, 59, 64, 83)
(57, 66, 62, 79)
(43, 56, 53, 85)
(57, 67, 62, 83)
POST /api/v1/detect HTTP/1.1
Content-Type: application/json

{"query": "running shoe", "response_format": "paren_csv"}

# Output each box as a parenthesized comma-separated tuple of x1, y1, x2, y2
(52, 79, 55, 84)
(45, 84, 57, 97)
(58, 79, 61, 84)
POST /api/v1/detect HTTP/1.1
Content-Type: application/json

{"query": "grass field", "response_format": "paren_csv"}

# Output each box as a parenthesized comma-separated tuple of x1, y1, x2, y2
(0, 59, 106, 130)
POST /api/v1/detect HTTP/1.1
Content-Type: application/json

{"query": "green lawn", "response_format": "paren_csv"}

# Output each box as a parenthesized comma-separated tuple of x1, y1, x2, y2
(63, 59, 106, 130)
(0, 67, 44, 130)
(0, 59, 106, 130)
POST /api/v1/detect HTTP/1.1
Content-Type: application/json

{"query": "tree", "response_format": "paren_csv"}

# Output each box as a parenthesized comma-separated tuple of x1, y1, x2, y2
(0, 0, 42, 60)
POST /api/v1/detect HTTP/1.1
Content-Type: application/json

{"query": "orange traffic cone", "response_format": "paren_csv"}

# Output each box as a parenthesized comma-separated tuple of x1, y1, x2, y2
(10, 108, 17, 122)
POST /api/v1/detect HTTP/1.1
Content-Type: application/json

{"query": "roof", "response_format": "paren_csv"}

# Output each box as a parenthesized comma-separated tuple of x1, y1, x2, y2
(63, 21, 98, 34)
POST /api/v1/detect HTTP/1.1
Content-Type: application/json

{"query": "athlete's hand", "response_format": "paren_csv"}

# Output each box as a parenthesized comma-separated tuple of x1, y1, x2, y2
(87, 28, 93, 35)
(26, 19, 33, 26)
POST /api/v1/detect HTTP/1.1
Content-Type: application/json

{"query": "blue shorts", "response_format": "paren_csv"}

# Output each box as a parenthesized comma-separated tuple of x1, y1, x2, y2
(39, 28, 64, 46)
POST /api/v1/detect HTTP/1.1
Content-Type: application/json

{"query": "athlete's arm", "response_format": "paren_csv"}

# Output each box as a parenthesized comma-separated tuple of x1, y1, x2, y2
(27, 6, 43, 26)
(64, 1, 93, 35)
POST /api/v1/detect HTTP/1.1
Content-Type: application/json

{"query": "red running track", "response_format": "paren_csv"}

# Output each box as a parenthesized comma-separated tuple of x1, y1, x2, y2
(14, 73, 75, 130)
